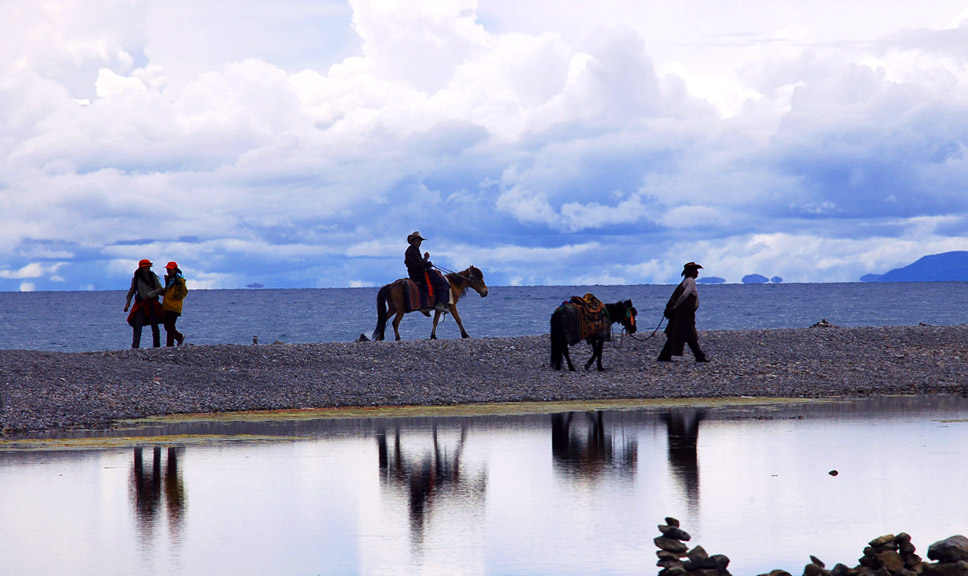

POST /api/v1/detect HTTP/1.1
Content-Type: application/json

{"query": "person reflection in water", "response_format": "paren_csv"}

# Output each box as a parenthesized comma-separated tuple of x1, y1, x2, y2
(550, 412, 636, 479)
(663, 409, 705, 516)
(131, 446, 186, 542)
(375, 422, 486, 548)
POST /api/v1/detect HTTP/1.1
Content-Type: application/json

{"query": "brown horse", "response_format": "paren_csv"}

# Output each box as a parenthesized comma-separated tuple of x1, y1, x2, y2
(372, 266, 488, 341)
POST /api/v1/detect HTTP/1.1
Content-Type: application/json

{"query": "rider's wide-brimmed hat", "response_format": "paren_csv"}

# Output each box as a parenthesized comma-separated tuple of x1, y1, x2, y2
(407, 231, 426, 243)
(681, 262, 703, 276)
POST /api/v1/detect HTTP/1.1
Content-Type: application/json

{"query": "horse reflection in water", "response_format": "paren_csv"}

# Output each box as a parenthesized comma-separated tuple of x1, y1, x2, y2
(663, 409, 705, 518)
(375, 421, 487, 548)
(550, 412, 637, 479)
(130, 446, 186, 543)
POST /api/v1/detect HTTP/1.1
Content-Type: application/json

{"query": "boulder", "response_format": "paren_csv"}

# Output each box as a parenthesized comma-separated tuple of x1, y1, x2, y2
(655, 536, 689, 554)
(929, 536, 968, 563)
(687, 545, 709, 561)
(659, 524, 692, 541)
(922, 560, 968, 576)
(870, 535, 897, 548)
(876, 550, 905, 572)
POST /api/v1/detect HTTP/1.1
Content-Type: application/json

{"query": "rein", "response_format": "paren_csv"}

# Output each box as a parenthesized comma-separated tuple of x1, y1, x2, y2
(433, 264, 473, 283)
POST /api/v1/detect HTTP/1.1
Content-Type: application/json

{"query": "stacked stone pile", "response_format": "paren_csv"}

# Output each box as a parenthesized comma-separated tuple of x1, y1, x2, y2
(655, 517, 732, 575)
(793, 533, 968, 576)
(654, 520, 968, 576)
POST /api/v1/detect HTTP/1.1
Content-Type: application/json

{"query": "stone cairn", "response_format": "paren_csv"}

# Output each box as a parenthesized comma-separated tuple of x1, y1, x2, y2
(655, 519, 968, 576)
(655, 517, 732, 575)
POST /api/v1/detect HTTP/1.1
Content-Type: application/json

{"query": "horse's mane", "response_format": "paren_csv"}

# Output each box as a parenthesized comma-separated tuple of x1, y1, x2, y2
(446, 266, 483, 297)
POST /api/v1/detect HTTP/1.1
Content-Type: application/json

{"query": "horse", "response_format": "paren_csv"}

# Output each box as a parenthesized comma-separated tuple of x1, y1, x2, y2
(550, 298, 637, 371)
(372, 266, 488, 341)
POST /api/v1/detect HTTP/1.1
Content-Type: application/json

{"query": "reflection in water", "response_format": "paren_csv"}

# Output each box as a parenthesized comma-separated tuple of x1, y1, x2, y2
(663, 409, 705, 518)
(551, 411, 637, 480)
(376, 420, 487, 549)
(4, 396, 968, 576)
(130, 446, 186, 544)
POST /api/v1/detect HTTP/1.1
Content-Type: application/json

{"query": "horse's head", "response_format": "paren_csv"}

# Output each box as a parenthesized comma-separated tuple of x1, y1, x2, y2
(621, 299, 637, 334)
(461, 265, 488, 297)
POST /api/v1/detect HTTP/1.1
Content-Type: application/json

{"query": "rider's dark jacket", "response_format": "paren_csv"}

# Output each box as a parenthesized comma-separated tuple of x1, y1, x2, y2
(405, 245, 431, 284)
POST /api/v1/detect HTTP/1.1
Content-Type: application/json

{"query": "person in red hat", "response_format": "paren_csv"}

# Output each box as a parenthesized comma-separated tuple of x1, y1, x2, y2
(658, 262, 708, 363)
(123, 259, 163, 348)
(150, 261, 188, 346)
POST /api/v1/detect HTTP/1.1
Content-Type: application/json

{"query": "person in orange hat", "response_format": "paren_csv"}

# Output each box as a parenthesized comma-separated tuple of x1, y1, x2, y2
(150, 261, 188, 346)
(123, 259, 163, 348)
(658, 262, 708, 363)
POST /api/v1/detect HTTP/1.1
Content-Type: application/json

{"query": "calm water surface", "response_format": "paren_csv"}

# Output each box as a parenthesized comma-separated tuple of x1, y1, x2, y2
(3, 282, 968, 352)
(2, 396, 967, 575)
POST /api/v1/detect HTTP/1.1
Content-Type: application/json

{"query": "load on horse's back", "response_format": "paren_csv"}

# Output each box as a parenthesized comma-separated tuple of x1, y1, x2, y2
(550, 294, 637, 371)
(372, 265, 488, 341)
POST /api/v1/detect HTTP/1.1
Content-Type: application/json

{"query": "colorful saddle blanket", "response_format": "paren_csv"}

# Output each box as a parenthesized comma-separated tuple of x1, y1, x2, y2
(557, 293, 609, 344)
(399, 277, 451, 313)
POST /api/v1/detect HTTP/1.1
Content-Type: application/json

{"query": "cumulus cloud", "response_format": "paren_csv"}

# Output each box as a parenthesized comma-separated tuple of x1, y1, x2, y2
(2, 0, 968, 291)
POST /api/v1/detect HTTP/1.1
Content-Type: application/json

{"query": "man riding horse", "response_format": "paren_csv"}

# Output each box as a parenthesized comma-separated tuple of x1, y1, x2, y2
(405, 231, 449, 313)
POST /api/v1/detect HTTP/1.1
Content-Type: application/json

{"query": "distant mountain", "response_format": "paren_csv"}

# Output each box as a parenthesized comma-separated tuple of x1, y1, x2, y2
(697, 276, 726, 284)
(742, 274, 769, 284)
(862, 251, 968, 282)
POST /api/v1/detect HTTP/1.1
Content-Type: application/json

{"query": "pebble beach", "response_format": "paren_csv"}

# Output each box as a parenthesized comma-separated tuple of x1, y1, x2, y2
(2, 324, 967, 434)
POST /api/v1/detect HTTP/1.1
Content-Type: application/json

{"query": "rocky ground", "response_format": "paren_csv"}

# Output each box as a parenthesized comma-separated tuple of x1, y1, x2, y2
(2, 324, 967, 434)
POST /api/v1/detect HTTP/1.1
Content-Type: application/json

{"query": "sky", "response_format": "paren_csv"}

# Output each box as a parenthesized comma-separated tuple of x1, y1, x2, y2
(3, 0, 968, 291)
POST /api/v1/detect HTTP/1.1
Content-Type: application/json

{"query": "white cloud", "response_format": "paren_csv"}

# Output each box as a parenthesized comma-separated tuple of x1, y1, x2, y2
(2, 0, 968, 290)
(0, 262, 65, 280)
(95, 68, 147, 98)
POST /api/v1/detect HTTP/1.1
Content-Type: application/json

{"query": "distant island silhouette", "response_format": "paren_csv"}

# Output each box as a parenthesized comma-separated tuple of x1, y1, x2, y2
(697, 276, 726, 284)
(861, 251, 968, 282)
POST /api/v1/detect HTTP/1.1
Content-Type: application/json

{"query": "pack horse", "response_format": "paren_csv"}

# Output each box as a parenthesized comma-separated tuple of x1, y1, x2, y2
(550, 294, 637, 371)
(372, 266, 488, 341)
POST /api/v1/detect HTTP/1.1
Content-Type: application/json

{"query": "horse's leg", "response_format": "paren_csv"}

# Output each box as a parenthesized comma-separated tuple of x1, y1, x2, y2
(431, 310, 442, 340)
(392, 310, 404, 341)
(584, 338, 603, 371)
(563, 345, 576, 371)
(448, 304, 470, 338)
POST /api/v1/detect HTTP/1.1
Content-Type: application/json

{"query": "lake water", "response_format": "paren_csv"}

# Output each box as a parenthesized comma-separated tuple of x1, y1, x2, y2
(2, 396, 968, 575)
(2, 281, 968, 352)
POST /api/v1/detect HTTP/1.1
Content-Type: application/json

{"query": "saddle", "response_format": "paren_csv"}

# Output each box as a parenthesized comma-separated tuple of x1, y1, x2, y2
(397, 275, 451, 313)
(557, 293, 610, 344)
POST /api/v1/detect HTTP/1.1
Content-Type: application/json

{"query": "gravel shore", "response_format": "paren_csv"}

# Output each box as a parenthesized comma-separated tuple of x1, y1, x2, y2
(2, 324, 967, 434)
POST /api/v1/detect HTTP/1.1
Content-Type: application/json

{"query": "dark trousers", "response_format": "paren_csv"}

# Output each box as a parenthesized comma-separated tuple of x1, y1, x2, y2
(163, 311, 183, 347)
(658, 338, 706, 362)
(132, 309, 161, 348)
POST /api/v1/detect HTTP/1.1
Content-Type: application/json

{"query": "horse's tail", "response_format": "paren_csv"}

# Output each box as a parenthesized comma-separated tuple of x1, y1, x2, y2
(372, 284, 390, 341)
(550, 308, 565, 369)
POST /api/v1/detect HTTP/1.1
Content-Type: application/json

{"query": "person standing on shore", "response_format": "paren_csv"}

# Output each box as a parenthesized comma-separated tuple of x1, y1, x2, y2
(658, 262, 708, 363)
(150, 261, 188, 346)
(123, 259, 164, 348)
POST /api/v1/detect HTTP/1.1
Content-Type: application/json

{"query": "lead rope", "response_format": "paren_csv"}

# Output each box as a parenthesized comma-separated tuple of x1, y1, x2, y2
(615, 315, 666, 347)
